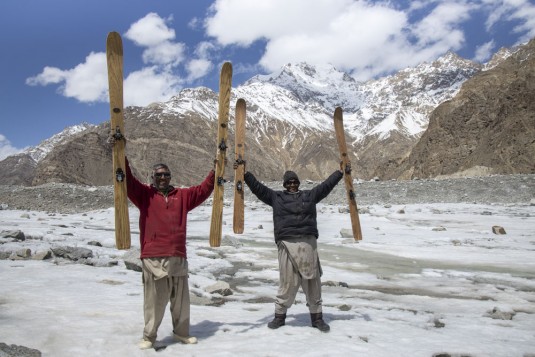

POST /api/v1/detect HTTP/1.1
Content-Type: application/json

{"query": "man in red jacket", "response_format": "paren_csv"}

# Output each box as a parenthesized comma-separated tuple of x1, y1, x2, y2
(124, 157, 215, 349)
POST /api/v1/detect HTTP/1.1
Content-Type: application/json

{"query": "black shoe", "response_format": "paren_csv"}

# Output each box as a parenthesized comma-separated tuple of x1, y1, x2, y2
(268, 313, 286, 329)
(311, 312, 330, 332)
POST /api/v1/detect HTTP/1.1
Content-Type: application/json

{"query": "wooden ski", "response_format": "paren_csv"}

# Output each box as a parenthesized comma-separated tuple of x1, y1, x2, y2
(233, 98, 246, 234)
(333, 107, 362, 241)
(209, 62, 233, 247)
(106, 31, 131, 250)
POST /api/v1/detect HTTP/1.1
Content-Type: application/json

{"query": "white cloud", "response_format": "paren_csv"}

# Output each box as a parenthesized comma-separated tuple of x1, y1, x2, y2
(125, 13, 186, 68)
(27, 13, 188, 106)
(121, 13, 188, 104)
(484, 0, 535, 43)
(203, 0, 439, 79)
(0, 134, 23, 161)
(259, 2, 410, 78)
(26, 66, 67, 86)
(62, 52, 108, 102)
(25, 0, 535, 109)
(123, 67, 183, 106)
(204, 0, 535, 81)
(188, 17, 201, 30)
(186, 59, 214, 82)
(233, 62, 262, 76)
(195, 41, 217, 58)
(412, 2, 472, 48)
(124, 13, 176, 47)
(141, 41, 186, 67)
(26, 44, 182, 106)
(206, 0, 352, 46)
(183, 42, 217, 83)
(474, 40, 496, 62)
(504, 0, 535, 43)
(26, 52, 108, 103)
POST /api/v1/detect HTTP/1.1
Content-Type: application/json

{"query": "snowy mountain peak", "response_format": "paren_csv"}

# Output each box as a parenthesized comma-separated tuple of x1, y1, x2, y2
(129, 86, 219, 124)
(280, 62, 357, 85)
(235, 54, 484, 143)
(241, 61, 363, 115)
(170, 86, 215, 101)
(432, 51, 477, 68)
(349, 50, 484, 142)
(483, 47, 514, 70)
(246, 62, 357, 89)
(25, 123, 95, 163)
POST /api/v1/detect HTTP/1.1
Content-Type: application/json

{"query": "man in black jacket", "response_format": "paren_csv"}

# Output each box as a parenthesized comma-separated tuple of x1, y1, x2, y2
(242, 164, 346, 332)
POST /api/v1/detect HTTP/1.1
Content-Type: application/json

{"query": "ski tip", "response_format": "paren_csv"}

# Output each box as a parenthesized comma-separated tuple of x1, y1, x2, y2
(107, 31, 121, 41)
(106, 31, 123, 51)
(237, 98, 246, 106)
(221, 61, 233, 73)
(334, 107, 343, 120)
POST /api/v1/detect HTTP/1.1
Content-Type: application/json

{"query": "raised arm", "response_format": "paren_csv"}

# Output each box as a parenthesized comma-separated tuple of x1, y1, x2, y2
(186, 170, 215, 210)
(124, 156, 148, 207)
(310, 170, 343, 203)
(244, 171, 274, 206)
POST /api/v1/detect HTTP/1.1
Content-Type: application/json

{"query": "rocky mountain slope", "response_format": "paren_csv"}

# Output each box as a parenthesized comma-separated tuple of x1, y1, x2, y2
(382, 38, 535, 179)
(0, 40, 531, 186)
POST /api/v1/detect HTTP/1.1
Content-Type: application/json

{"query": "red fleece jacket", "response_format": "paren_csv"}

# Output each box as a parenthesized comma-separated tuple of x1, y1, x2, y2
(125, 158, 215, 259)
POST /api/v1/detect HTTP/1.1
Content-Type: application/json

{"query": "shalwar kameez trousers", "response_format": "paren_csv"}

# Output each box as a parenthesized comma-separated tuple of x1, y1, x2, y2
(274, 236, 323, 315)
(142, 257, 190, 343)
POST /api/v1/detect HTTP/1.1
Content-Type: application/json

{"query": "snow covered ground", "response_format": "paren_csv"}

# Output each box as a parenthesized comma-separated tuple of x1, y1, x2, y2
(1, 200, 534, 356)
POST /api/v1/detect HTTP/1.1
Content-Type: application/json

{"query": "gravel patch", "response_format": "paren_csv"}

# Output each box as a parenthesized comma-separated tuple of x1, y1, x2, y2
(1, 174, 534, 214)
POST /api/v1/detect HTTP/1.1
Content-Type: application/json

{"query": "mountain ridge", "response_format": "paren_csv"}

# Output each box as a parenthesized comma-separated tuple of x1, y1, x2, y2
(384, 37, 535, 179)
(1, 40, 532, 187)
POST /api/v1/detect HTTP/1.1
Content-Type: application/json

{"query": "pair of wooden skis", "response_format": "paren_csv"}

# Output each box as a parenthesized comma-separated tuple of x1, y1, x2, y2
(209, 62, 247, 247)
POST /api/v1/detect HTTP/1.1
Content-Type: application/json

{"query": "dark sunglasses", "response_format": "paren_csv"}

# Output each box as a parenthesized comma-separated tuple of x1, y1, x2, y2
(154, 172, 171, 178)
(286, 180, 299, 186)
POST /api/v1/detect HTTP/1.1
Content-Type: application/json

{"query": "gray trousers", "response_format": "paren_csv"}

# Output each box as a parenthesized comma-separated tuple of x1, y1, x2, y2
(274, 237, 323, 314)
(142, 266, 190, 343)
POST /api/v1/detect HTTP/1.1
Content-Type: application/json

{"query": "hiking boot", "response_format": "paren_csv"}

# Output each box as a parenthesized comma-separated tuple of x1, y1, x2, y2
(267, 313, 286, 329)
(311, 312, 330, 332)
(173, 334, 198, 344)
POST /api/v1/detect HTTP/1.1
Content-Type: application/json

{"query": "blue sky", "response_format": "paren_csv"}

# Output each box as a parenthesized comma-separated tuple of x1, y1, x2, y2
(1, 0, 534, 159)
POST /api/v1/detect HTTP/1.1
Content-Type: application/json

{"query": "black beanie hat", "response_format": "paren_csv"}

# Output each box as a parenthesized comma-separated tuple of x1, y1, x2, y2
(283, 171, 300, 185)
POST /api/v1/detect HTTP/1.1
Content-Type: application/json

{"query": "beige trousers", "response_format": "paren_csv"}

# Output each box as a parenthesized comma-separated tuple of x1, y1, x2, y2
(274, 236, 323, 315)
(142, 259, 190, 343)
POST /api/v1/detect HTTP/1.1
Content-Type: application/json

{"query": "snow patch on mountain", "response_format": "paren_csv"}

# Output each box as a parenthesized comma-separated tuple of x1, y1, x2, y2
(246, 62, 365, 111)
(164, 87, 219, 121)
(24, 123, 95, 163)
(123, 47, 507, 148)
(346, 52, 482, 141)
(483, 47, 515, 71)
(234, 82, 333, 131)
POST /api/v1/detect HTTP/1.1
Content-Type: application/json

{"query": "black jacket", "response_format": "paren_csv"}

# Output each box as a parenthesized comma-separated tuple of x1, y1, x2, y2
(244, 170, 343, 242)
